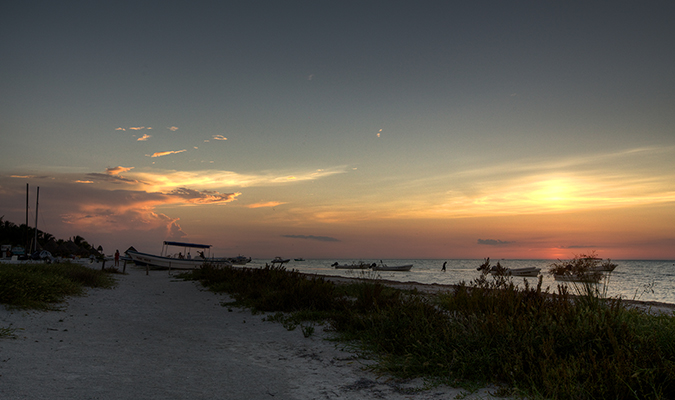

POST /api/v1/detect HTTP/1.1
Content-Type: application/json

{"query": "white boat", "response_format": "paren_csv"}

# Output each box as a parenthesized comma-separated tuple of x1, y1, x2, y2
(271, 257, 290, 265)
(331, 261, 374, 269)
(228, 255, 252, 265)
(371, 263, 413, 272)
(126, 241, 232, 270)
(476, 258, 540, 277)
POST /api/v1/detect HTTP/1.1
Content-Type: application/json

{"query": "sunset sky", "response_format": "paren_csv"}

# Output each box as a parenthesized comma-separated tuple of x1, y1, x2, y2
(1, 1, 674, 260)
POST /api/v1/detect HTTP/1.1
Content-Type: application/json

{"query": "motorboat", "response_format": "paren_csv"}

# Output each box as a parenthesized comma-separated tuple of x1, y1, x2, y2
(228, 255, 252, 265)
(498, 267, 541, 277)
(371, 263, 413, 272)
(126, 241, 232, 270)
(271, 257, 290, 265)
(331, 261, 374, 269)
(548, 254, 616, 283)
(477, 258, 540, 277)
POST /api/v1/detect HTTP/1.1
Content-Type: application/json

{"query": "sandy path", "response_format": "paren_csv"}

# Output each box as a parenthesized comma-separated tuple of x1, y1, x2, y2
(1, 265, 500, 400)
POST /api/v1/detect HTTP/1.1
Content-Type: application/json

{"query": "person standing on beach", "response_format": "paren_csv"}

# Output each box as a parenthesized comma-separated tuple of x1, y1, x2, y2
(114, 250, 120, 267)
(441, 261, 446, 271)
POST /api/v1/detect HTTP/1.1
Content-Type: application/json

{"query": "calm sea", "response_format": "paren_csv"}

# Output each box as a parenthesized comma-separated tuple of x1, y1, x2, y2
(246, 259, 675, 305)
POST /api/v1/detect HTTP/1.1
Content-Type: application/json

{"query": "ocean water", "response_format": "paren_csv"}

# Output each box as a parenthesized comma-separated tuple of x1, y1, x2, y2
(246, 259, 675, 305)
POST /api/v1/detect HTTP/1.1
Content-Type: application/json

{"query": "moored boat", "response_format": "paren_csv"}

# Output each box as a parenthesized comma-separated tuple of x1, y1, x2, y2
(499, 267, 541, 277)
(228, 255, 252, 265)
(371, 263, 413, 272)
(331, 261, 374, 269)
(476, 258, 540, 277)
(271, 257, 290, 265)
(126, 241, 232, 270)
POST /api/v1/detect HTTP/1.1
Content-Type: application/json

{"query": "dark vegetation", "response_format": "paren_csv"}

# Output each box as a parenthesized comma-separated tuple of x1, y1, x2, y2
(0, 217, 104, 258)
(180, 262, 675, 400)
(0, 262, 117, 310)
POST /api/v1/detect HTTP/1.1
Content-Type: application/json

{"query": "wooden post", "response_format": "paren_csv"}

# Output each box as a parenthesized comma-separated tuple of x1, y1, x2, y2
(101, 259, 106, 271)
(123, 260, 127, 273)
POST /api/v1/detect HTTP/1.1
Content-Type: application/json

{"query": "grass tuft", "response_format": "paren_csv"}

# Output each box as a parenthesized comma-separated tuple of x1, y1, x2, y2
(0, 262, 117, 310)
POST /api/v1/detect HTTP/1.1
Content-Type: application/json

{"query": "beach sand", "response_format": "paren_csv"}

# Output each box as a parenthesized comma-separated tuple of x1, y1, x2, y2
(0, 265, 504, 400)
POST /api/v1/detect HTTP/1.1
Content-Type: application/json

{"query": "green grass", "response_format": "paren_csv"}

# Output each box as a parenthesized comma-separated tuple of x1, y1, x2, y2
(180, 264, 675, 399)
(0, 262, 117, 310)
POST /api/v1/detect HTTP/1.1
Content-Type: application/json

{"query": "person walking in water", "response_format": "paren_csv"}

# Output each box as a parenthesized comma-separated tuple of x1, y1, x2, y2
(441, 261, 447, 271)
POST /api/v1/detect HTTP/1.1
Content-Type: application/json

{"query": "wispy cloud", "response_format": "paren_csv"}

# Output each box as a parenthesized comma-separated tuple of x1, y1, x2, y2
(282, 234, 340, 242)
(106, 166, 133, 175)
(147, 150, 187, 158)
(477, 239, 514, 246)
(133, 166, 348, 191)
(168, 126, 179, 131)
(376, 146, 675, 219)
(86, 173, 139, 184)
(247, 201, 287, 209)
(129, 126, 147, 130)
(137, 134, 152, 141)
(167, 187, 241, 205)
(212, 135, 227, 141)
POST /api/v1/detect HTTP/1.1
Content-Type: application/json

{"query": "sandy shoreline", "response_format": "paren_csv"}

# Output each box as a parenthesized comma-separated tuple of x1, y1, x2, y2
(1, 265, 504, 400)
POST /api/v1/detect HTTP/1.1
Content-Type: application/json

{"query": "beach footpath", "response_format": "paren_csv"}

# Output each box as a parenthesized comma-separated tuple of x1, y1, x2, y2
(1, 265, 505, 400)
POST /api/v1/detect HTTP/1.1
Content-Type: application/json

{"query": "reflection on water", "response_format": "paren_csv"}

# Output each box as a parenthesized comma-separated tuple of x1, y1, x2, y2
(246, 259, 675, 305)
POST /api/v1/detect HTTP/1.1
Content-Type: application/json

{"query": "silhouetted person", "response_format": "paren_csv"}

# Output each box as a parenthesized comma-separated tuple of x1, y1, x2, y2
(441, 261, 447, 271)
(114, 250, 120, 267)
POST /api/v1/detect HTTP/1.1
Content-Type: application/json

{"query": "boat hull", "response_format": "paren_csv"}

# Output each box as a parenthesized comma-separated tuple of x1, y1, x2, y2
(332, 262, 373, 269)
(127, 250, 231, 270)
(371, 264, 413, 272)
(493, 267, 541, 277)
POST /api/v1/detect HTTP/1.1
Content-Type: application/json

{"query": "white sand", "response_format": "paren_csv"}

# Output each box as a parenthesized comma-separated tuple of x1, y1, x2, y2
(0, 265, 503, 400)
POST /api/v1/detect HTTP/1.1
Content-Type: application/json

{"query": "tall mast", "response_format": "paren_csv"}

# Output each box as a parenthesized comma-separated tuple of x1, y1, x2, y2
(25, 183, 29, 251)
(34, 186, 39, 253)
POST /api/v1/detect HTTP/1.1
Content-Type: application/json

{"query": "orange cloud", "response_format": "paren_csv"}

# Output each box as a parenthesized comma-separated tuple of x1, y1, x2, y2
(168, 126, 179, 131)
(106, 166, 134, 175)
(247, 201, 287, 209)
(147, 150, 187, 158)
(137, 134, 152, 141)
(168, 188, 241, 204)
(212, 135, 227, 141)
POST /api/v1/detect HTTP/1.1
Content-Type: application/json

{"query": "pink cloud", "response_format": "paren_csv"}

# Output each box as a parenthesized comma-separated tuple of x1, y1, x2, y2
(247, 201, 287, 209)
(106, 166, 134, 175)
(147, 150, 186, 158)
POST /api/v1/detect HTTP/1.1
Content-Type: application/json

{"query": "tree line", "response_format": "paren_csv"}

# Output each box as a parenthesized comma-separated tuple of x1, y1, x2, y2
(0, 216, 103, 258)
